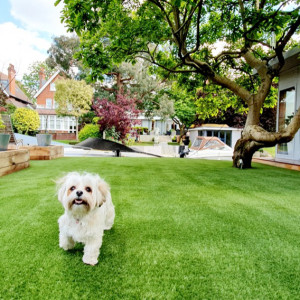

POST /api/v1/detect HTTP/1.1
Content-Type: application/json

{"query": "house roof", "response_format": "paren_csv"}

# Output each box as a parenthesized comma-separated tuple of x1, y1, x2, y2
(36, 108, 57, 115)
(269, 47, 300, 72)
(0, 71, 33, 106)
(34, 69, 61, 98)
(189, 124, 242, 131)
(7, 98, 33, 108)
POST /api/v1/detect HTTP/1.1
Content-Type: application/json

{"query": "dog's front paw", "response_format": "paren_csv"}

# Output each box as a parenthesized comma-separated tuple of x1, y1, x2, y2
(59, 236, 75, 250)
(82, 255, 98, 266)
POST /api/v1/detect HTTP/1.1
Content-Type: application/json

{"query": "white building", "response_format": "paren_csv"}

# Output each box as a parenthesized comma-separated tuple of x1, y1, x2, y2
(138, 114, 174, 135)
(189, 124, 243, 148)
(275, 48, 300, 164)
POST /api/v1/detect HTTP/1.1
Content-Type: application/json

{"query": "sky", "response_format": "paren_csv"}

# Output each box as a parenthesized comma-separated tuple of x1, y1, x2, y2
(0, 0, 69, 79)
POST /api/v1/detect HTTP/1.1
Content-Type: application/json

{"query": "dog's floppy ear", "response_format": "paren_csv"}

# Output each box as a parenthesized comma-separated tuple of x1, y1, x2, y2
(56, 175, 68, 203)
(96, 177, 110, 207)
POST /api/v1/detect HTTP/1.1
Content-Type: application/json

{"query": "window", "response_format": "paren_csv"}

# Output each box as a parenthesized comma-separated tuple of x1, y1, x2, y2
(50, 83, 56, 91)
(46, 98, 52, 109)
(39, 116, 43, 130)
(277, 87, 295, 154)
(53, 100, 58, 109)
(204, 140, 220, 149)
(49, 116, 55, 130)
(224, 131, 232, 147)
(219, 131, 225, 143)
(64, 118, 69, 131)
(56, 117, 62, 130)
(193, 138, 203, 148)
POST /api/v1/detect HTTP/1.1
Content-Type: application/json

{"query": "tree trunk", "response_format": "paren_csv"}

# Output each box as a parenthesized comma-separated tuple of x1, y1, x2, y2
(75, 117, 79, 141)
(178, 125, 186, 144)
(232, 138, 262, 168)
(232, 107, 300, 168)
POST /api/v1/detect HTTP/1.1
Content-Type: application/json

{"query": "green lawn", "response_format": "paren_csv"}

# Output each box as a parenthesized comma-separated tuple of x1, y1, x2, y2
(0, 158, 299, 299)
(132, 141, 155, 146)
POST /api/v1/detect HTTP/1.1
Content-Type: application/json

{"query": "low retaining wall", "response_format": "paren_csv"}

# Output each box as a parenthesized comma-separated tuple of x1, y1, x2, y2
(132, 143, 179, 157)
(139, 135, 173, 143)
(0, 149, 30, 177)
(21, 145, 64, 160)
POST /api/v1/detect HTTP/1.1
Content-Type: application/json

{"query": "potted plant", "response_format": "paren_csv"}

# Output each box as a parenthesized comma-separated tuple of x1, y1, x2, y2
(0, 114, 10, 151)
(36, 116, 52, 146)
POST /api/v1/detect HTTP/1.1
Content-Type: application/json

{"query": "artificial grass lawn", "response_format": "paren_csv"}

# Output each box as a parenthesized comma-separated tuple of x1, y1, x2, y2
(0, 158, 299, 299)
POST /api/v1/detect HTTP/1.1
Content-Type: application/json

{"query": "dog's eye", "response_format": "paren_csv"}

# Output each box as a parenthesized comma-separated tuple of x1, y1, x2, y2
(85, 187, 92, 193)
(70, 186, 76, 191)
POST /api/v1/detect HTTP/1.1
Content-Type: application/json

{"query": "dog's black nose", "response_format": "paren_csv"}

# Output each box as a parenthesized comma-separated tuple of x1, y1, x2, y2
(76, 190, 83, 197)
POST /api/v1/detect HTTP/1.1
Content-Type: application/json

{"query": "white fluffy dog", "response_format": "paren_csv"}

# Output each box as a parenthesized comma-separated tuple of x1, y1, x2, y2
(57, 172, 115, 265)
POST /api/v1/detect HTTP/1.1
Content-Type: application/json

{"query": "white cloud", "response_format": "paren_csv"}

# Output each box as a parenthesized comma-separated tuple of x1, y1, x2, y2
(0, 22, 51, 79)
(10, 0, 68, 36)
(0, 1, 70, 79)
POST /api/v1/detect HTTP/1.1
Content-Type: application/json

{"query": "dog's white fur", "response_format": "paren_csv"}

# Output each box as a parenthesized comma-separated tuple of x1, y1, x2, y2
(57, 172, 115, 265)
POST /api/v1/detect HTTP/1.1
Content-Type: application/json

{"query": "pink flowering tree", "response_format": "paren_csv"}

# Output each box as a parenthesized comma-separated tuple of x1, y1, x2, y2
(93, 94, 141, 142)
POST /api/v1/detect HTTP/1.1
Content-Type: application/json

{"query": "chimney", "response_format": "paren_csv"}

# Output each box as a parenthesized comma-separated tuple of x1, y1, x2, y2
(7, 64, 16, 95)
(39, 68, 45, 89)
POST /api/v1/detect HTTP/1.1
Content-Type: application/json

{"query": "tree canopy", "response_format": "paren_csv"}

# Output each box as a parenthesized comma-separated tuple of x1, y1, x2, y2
(93, 95, 141, 141)
(54, 79, 94, 138)
(57, 0, 300, 167)
(46, 35, 89, 79)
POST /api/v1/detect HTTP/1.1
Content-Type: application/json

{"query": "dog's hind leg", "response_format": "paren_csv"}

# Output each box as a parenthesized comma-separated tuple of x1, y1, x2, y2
(104, 196, 115, 230)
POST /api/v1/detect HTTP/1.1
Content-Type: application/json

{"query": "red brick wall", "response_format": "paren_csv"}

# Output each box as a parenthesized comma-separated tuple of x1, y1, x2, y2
(36, 74, 62, 107)
(52, 132, 76, 140)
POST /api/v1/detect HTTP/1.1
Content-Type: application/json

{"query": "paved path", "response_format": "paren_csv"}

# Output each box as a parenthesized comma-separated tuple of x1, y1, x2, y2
(15, 133, 71, 147)
(15, 134, 159, 158)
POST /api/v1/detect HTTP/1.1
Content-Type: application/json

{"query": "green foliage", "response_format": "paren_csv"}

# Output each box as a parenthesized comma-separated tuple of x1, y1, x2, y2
(78, 111, 97, 127)
(46, 35, 89, 79)
(11, 108, 40, 135)
(133, 126, 148, 134)
(195, 84, 244, 120)
(105, 126, 120, 142)
(54, 79, 93, 117)
(57, 0, 300, 135)
(0, 115, 5, 129)
(168, 82, 197, 128)
(78, 123, 101, 142)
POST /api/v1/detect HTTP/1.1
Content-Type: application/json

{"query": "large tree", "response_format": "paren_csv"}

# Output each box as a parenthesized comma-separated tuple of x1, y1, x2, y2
(94, 60, 172, 115)
(46, 35, 89, 80)
(54, 79, 93, 139)
(57, 0, 300, 168)
(93, 95, 141, 141)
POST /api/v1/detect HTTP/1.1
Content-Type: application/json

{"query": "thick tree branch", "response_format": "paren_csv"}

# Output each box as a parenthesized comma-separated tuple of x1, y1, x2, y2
(244, 107, 300, 144)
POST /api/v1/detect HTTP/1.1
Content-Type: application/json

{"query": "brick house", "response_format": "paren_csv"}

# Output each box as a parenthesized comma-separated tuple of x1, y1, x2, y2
(34, 69, 76, 140)
(0, 64, 34, 109)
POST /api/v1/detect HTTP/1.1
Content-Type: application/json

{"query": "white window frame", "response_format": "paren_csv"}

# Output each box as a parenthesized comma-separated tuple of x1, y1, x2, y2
(46, 98, 52, 109)
(50, 83, 56, 91)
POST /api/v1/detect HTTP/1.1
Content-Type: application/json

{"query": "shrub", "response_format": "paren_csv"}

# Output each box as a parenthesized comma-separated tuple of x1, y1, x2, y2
(0, 115, 5, 129)
(12, 108, 40, 135)
(78, 124, 101, 142)
(105, 126, 120, 142)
